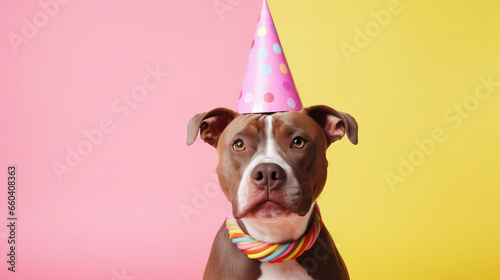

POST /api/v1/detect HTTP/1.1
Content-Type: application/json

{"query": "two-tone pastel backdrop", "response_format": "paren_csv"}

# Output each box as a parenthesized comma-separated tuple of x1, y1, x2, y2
(1, 0, 499, 279)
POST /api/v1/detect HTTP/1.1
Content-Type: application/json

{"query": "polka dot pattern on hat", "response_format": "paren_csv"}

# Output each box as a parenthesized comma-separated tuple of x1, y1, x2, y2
(258, 49, 268, 60)
(261, 65, 272, 75)
(237, 0, 303, 114)
(279, 63, 288, 74)
(283, 81, 291, 91)
(263, 92, 274, 103)
(257, 27, 267, 37)
(273, 43, 282, 54)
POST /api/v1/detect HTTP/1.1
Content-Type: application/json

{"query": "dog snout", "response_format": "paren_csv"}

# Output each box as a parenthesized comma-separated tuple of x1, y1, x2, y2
(251, 163, 286, 190)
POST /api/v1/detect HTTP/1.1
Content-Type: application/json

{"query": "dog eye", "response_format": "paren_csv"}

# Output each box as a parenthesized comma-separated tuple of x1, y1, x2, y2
(292, 137, 306, 149)
(233, 139, 246, 151)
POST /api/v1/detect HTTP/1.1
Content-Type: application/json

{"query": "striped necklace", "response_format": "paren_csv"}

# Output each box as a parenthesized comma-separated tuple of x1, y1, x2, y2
(226, 203, 322, 263)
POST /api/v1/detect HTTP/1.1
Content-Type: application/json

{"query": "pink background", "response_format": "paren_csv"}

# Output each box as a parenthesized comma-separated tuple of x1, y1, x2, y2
(0, 0, 260, 279)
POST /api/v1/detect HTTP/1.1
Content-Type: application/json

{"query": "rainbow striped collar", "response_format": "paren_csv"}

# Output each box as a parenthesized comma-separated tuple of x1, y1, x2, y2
(226, 204, 322, 263)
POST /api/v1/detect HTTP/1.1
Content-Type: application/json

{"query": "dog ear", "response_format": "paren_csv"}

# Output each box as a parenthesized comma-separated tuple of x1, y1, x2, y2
(304, 105, 358, 146)
(186, 107, 238, 148)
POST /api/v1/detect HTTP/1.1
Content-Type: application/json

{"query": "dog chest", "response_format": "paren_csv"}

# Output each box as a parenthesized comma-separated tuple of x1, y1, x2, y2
(258, 260, 313, 280)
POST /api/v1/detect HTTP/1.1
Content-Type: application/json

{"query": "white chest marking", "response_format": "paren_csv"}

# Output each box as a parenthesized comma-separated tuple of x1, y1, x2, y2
(258, 260, 313, 280)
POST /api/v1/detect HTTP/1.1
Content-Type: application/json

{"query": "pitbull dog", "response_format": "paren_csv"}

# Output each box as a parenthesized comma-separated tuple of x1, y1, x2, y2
(187, 105, 358, 280)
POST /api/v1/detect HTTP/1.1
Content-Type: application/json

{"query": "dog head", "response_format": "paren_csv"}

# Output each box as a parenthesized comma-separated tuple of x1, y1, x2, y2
(187, 106, 357, 224)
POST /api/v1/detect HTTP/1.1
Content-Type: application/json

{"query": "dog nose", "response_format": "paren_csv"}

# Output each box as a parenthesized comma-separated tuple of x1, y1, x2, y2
(251, 163, 286, 190)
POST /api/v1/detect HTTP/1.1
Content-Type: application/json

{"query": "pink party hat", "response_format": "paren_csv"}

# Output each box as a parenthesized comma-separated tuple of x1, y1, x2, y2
(237, 0, 303, 114)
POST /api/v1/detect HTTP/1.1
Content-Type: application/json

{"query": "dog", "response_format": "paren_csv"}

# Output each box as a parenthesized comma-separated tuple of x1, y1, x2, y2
(187, 105, 358, 279)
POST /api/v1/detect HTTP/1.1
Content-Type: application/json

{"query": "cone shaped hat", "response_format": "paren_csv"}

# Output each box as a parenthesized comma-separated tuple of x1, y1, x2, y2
(237, 0, 303, 114)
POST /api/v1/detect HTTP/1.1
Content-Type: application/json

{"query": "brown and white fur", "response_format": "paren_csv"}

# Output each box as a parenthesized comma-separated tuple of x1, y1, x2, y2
(187, 106, 358, 279)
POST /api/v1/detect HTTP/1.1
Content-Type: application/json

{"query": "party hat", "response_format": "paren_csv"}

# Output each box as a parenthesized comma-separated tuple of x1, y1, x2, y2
(237, 0, 303, 114)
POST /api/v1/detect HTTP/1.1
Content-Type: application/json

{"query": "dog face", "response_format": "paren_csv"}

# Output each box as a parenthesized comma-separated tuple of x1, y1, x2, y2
(187, 106, 358, 221)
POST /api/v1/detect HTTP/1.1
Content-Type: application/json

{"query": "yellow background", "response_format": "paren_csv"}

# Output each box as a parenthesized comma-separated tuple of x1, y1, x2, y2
(270, 0, 500, 279)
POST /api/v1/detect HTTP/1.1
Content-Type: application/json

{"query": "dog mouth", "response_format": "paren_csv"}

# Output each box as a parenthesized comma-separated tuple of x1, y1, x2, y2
(233, 199, 290, 220)
(247, 200, 289, 220)
(233, 184, 308, 219)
